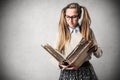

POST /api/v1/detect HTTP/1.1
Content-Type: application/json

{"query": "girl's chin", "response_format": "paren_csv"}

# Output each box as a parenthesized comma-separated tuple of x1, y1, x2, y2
(68, 23, 77, 28)
(69, 25, 76, 28)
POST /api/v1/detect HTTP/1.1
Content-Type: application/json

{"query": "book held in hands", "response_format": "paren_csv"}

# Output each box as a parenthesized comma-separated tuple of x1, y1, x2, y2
(41, 38, 93, 68)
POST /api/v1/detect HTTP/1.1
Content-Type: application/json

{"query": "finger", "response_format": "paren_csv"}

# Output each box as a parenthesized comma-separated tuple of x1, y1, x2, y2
(65, 64, 79, 70)
(61, 66, 68, 70)
(59, 65, 66, 68)
(63, 67, 74, 70)
(65, 66, 78, 70)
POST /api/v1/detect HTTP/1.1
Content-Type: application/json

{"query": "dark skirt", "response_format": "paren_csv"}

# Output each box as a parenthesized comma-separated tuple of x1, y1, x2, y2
(59, 61, 98, 80)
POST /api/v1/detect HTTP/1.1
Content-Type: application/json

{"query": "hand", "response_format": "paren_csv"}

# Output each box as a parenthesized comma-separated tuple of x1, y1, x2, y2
(66, 63, 79, 70)
(59, 61, 68, 69)
(88, 45, 98, 54)
(59, 63, 79, 70)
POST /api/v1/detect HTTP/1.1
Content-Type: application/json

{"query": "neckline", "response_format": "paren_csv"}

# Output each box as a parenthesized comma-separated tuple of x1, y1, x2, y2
(69, 26, 80, 34)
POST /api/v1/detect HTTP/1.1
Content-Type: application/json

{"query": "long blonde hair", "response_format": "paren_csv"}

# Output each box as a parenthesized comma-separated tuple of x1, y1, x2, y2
(57, 3, 91, 53)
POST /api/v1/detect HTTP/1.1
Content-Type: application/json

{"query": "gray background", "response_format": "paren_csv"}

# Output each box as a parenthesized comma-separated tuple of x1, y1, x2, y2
(0, 0, 120, 80)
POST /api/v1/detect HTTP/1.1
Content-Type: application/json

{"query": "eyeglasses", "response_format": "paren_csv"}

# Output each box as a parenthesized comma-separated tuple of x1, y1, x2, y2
(65, 15, 78, 20)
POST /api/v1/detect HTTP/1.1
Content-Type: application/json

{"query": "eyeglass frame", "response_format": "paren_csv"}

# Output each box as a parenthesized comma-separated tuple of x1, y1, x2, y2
(65, 15, 79, 20)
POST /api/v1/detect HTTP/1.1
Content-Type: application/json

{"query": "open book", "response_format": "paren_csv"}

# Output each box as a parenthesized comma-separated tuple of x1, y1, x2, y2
(41, 38, 93, 68)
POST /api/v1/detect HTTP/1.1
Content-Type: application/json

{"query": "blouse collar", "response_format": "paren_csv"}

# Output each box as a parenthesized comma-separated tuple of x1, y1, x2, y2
(69, 26, 80, 34)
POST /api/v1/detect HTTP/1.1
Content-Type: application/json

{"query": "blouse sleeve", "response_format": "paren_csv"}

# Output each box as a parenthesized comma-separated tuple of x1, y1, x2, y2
(91, 29, 103, 58)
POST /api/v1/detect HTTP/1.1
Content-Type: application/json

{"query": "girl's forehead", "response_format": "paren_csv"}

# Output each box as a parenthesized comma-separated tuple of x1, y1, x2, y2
(66, 8, 78, 15)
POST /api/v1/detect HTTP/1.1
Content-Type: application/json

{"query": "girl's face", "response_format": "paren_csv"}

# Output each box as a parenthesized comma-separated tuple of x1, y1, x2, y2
(65, 8, 79, 28)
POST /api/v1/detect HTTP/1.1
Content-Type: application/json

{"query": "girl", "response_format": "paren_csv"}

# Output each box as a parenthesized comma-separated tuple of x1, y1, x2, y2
(56, 3, 103, 80)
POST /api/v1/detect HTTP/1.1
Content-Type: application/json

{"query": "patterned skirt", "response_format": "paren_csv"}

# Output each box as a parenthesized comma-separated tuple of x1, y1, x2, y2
(59, 61, 98, 80)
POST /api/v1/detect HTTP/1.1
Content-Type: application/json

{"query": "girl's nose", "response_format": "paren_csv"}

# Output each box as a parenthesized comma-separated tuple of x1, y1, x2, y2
(69, 18, 73, 22)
